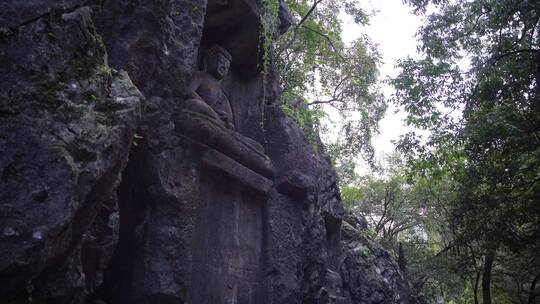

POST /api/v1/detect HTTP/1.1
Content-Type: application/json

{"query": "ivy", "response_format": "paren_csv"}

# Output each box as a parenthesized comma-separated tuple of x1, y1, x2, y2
(280, 92, 325, 146)
(260, 0, 280, 76)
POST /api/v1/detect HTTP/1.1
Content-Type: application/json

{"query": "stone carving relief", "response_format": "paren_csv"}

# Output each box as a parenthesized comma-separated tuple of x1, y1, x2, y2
(186, 45, 235, 130)
(175, 44, 275, 184)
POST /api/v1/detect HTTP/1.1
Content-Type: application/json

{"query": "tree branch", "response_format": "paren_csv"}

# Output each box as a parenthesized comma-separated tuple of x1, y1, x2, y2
(490, 48, 540, 64)
(297, 0, 324, 28)
(277, 0, 324, 57)
(306, 76, 351, 106)
(301, 24, 345, 60)
(307, 99, 339, 106)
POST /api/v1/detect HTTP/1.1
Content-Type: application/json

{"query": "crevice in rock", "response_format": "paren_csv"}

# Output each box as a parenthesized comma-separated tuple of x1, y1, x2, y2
(92, 144, 151, 303)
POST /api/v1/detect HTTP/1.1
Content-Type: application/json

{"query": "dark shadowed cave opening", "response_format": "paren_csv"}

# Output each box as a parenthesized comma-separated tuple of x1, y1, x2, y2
(201, 0, 262, 78)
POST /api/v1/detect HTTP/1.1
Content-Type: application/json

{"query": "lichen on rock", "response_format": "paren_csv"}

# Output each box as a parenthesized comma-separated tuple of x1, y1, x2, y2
(0, 5, 142, 303)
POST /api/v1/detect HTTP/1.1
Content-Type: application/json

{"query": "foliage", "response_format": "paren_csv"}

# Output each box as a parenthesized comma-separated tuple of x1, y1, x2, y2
(391, 0, 540, 302)
(260, 0, 281, 75)
(343, 154, 467, 302)
(268, 1, 539, 301)
(344, 175, 422, 243)
(277, 0, 386, 168)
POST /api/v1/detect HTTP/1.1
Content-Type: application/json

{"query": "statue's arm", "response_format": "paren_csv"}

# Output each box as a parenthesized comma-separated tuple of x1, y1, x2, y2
(217, 94, 235, 130)
(187, 76, 203, 100)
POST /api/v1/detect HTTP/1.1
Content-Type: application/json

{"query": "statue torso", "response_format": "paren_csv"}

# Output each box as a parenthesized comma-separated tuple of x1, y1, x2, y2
(194, 72, 233, 124)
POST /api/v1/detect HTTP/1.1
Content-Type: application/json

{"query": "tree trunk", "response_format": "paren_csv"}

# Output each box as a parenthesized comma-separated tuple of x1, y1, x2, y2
(473, 270, 480, 304)
(528, 272, 540, 304)
(398, 242, 406, 271)
(482, 250, 495, 304)
(534, 50, 540, 113)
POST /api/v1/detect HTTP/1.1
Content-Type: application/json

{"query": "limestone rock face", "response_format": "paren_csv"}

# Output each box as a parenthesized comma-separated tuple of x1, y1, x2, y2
(0, 1, 422, 303)
(0, 4, 142, 303)
(340, 214, 425, 304)
(0, 0, 86, 28)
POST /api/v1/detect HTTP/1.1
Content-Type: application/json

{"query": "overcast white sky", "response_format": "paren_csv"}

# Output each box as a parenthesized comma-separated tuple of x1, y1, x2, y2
(339, 0, 424, 171)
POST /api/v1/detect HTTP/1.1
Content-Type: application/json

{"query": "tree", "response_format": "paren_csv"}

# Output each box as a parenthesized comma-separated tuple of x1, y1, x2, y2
(392, 0, 540, 302)
(343, 175, 416, 242)
(277, 0, 386, 168)
(341, 155, 472, 303)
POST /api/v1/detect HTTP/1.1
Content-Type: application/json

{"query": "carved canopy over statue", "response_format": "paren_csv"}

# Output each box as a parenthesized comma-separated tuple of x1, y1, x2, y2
(175, 45, 275, 180)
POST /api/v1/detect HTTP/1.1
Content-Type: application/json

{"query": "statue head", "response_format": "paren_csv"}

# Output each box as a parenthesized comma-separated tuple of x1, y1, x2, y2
(204, 45, 232, 80)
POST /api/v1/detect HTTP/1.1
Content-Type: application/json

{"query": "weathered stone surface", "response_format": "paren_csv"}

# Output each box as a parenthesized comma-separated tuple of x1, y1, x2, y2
(28, 194, 120, 304)
(340, 214, 424, 304)
(0, 0, 423, 303)
(97, 137, 270, 303)
(175, 110, 275, 179)
(201, 149, 274, 194)
(92, 1, 208, 302)
(276, 169, 315, 200)
(190, 163, 267, 304)
(202, 0, 263, 76)
(278, 0, 295, 35)
(0, 5, 142, 303)
(344, 209, 369, 231)
(179, 41, 276, 180)
(95, 0, 206, 100)
(264, 103, 347, 303)
(0, 0, 86, 28)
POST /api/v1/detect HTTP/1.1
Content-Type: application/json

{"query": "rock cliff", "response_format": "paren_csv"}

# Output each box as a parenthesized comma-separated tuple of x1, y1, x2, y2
(0, 1, 421, 303)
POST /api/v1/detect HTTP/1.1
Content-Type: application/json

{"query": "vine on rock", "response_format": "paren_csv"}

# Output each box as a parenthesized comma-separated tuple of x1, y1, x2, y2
(260, 0, 280, 76)
(259, 0, 280, 149)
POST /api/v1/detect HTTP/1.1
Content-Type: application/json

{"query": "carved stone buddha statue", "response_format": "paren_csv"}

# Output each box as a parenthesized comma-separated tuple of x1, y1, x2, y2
(185, 45, 235, 130)
(175, 45, 275, 180)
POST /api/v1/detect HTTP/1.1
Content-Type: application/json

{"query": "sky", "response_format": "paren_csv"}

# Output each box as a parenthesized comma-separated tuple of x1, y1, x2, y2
(339, 0, 424, 169)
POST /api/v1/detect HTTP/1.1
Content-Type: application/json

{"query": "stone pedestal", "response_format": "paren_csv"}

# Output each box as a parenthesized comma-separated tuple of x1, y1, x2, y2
(189, 149, 271, 303)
